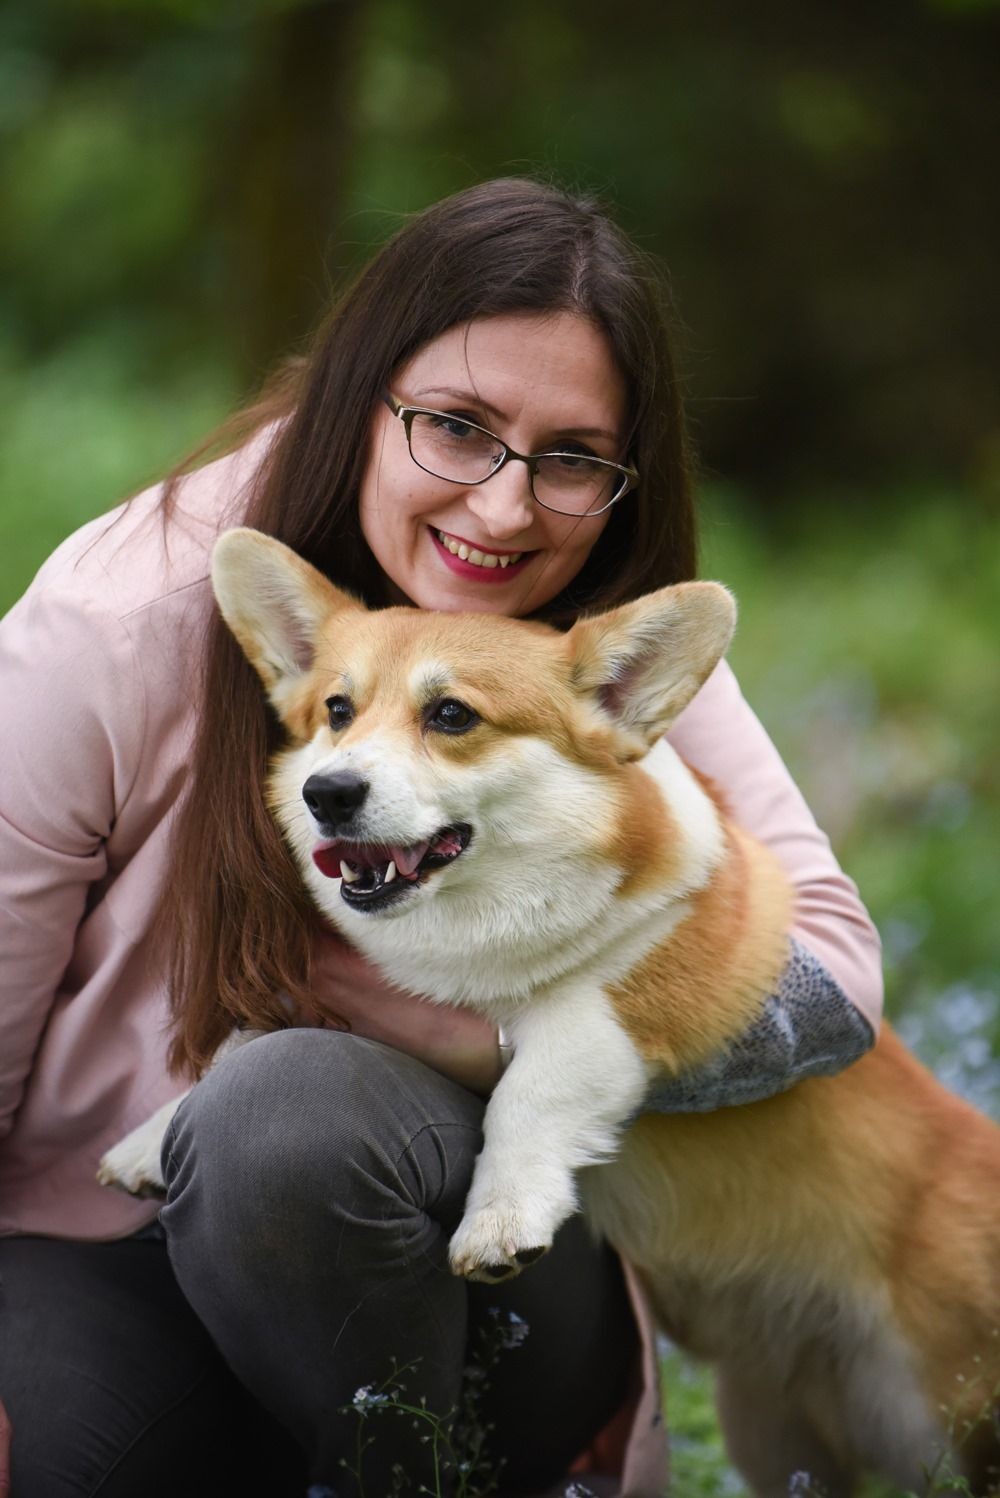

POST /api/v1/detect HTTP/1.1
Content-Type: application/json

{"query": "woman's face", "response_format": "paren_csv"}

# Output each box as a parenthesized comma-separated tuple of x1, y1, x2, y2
(358, 311, 629, 617)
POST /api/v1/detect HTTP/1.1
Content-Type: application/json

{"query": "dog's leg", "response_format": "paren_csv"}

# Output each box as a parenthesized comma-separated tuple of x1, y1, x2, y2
(448, 984, 648, 1283)
(715, 1362, 858, 1498)
(97, 1029, 262, 1198)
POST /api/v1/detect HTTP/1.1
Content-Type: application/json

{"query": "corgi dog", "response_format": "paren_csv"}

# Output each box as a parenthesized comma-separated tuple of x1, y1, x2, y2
(102, 528, 1000, 1498)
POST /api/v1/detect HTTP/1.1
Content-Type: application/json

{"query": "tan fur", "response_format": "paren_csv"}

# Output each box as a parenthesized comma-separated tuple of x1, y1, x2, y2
(605, 759, 687, 901)
(269, 603, 628, 783)
(609, 823, 793, 1069)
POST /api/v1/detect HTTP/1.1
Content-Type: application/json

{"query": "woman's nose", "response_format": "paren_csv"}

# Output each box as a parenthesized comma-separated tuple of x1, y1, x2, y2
(463, 458, 535, 539)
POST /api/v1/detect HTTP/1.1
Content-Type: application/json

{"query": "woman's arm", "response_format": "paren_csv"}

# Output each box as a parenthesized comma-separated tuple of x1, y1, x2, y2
(0, 584, 144, 1143)
(308, 932, 505, 1096)
(644, 660, 881, 1112)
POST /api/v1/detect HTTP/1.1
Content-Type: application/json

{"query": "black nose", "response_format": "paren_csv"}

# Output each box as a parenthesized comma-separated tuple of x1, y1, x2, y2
(302, 772, 370, 827)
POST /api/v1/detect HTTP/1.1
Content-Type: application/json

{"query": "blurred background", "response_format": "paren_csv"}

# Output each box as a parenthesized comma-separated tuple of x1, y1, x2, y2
(5, 0, 997, 1067)
(1, 1, 997, 1489)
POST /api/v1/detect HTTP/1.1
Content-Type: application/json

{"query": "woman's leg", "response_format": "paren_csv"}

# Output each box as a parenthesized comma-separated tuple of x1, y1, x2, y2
(467, 1224, 636, 1491)
(161, 1028, 637, 1495)
(0, 1230, 305, 1498)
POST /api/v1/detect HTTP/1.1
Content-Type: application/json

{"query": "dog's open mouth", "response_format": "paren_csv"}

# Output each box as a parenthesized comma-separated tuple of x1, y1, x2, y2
(311, 824, 471, 910)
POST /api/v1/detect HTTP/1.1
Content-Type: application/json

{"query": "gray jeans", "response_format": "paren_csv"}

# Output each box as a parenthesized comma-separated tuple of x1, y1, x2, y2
(161, 1028, 637, 1495)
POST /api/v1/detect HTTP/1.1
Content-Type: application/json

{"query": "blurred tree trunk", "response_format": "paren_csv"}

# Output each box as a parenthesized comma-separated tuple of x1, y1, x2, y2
(218, 0, 367, 381)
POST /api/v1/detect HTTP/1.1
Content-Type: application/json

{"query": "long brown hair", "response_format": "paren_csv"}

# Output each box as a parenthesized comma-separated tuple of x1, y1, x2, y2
(163, 176, 699, 1074)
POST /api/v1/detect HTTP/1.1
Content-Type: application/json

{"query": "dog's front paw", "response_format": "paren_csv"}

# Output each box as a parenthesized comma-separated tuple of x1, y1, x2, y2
(96, 1099, 181, 1199)
(97, 1136, 165, 1198)
(448, 1197, 559, 1283)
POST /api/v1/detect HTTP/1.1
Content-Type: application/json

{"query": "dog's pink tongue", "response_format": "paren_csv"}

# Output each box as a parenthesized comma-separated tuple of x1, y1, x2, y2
(313, 844, 349, 879)
(312, 840, 431, 880)
(392, 842, 430, 877)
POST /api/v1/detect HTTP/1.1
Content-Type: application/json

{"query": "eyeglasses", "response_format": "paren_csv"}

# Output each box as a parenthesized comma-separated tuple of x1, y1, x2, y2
(383, 393, 638, 518)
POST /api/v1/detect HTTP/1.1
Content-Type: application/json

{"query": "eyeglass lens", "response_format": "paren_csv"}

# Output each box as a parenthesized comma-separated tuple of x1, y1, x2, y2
(407, 411, 622, 515)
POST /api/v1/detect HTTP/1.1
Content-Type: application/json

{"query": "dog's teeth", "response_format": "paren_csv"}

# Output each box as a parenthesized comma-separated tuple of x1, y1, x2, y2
(384, 860, 397, 884)
(458, 543, 470, 560)
(340, 861, 360, 884)
(499, 555, 510, 568)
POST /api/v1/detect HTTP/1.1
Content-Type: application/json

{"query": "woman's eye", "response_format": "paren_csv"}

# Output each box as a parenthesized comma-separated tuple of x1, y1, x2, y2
(427, 698, 479, 734)
(428, 414, 477, 440)
(551, 444, 599, 468)
(326, 695, 354, 731)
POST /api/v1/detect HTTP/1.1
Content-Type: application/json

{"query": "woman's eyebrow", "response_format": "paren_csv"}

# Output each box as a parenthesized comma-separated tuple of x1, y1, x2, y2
(410, 386, 509, 422)
(409, 386, 618, 443)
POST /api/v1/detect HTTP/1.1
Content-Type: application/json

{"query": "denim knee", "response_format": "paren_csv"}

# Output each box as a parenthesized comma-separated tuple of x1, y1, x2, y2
(161, 1029, 485, 1257)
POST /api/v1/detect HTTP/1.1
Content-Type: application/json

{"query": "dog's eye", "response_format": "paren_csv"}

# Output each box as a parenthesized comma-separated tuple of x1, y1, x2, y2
(426, 698, 478, 734)
(325, 695, 354, 731)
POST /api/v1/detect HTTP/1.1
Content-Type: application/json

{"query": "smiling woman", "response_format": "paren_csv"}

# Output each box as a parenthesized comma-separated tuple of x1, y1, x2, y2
(360, 313, 627, 616)
(0, 178, 882, 1498)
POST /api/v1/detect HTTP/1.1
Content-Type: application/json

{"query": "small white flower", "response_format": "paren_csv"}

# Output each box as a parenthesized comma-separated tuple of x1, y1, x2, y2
(493, 1308, 530, 1349)
(352, 1384, 390, 1410)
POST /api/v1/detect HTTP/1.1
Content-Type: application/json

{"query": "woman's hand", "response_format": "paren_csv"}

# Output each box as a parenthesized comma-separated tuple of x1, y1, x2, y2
(308, 933, 504, 1096)
(0, 1396, 11, 1497)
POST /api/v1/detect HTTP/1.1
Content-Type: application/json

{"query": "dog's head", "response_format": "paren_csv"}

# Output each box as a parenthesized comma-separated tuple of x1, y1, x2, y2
(212, 529, 735, 956)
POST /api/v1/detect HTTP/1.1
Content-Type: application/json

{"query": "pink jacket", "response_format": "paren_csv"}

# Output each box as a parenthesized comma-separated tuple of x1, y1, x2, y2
(0, 436, 883, 1494)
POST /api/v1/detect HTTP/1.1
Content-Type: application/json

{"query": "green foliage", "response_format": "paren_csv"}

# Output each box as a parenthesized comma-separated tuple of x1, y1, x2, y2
(0, 332, 236, 601)
(2, 0, 999, 493)
(701, 488, 1000, 1095)
(4, 83, 202, 330)
(661, 1348, 745, 1497)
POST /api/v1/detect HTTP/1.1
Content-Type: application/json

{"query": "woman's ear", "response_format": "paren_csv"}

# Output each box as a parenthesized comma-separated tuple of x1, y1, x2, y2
(211, 528, 365, 706)
(566, 582, 737, 752)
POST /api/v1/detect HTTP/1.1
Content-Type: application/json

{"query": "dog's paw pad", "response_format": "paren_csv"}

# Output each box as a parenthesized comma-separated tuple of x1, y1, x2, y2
(448, 1192, 562, 1283)
(514, 1246, 547, 1266)
(480, 1262, 519, 1282)
(131, 1180, 167, 1201)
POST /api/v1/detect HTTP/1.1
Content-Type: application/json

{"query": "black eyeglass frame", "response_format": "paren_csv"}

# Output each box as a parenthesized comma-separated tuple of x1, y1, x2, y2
(382, 392, 638, 517)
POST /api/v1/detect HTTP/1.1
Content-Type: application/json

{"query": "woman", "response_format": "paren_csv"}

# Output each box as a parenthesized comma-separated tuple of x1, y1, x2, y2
(0, 178, 881, 1497)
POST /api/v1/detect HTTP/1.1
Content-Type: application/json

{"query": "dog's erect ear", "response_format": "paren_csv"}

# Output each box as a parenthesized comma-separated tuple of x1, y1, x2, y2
(566, 583, 736, 752)
(211, 529, 365, 704)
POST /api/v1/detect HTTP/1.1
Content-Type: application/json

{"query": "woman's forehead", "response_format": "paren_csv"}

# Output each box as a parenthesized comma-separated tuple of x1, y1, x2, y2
(395, 312, 628, 439)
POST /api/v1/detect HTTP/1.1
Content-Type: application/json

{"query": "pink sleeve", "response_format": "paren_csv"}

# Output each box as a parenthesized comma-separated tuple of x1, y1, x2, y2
(666, 660, 883, 1033)
(0, 584, 145, 1140)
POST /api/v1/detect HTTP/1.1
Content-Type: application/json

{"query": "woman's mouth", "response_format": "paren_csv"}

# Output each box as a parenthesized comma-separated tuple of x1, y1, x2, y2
(430, 528, 534, 583)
